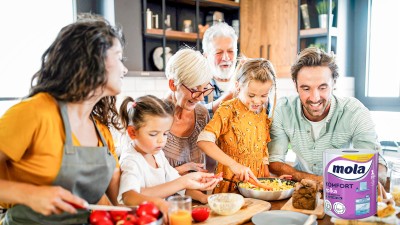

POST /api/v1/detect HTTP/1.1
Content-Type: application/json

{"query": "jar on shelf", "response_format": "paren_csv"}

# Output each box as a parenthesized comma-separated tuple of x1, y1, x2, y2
(183, 20, 193, 33)
(146, 8, 153, 29)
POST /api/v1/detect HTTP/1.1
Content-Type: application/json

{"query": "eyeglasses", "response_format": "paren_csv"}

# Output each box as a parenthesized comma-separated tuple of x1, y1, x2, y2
(181, 83, 215, 99)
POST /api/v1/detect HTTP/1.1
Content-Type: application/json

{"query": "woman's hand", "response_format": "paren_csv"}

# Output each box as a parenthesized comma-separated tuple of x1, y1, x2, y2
(26, 185, 87, 216)
(181, 172, 222, 191)
(176, 162, 207, 174)
(228, 162, 258, 182)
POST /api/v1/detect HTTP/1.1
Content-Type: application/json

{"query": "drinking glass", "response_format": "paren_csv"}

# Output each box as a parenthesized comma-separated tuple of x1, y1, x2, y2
(168, 195, 192, 225)
(189, 152, 206, 172)
(390, 162, 400, 206)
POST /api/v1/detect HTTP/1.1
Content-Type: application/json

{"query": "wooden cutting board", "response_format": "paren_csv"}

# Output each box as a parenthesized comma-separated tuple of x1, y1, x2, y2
(196, 198, 271, 225)
(280, 195, 325, 219)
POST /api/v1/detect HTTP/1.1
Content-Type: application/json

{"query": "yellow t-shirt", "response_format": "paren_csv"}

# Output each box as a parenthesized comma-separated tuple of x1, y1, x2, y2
(0, 93, 118, 208)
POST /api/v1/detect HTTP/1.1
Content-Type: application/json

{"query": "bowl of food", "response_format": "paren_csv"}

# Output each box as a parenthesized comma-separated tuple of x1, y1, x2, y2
(207, 193, 244, 216)
(238, 178, 296, 201)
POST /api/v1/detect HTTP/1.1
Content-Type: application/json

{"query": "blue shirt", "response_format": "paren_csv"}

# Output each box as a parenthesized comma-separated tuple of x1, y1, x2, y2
(203, 79, 224, 118)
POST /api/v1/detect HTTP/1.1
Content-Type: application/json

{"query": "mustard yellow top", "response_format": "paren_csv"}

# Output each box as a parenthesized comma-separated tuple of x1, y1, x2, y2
(203, 98, 271, 193)
(0, 93, 118, 208)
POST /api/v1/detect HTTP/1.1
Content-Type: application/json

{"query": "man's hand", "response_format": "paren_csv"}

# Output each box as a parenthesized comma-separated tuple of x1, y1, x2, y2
(269, 162, 323, 190)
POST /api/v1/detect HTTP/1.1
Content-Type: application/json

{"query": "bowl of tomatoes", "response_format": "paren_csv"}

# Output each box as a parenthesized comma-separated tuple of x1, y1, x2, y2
(89, 201, 163, 225)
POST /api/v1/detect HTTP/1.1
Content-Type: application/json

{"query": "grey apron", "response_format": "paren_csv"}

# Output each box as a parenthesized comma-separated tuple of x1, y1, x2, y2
(3, 102, 116, 225)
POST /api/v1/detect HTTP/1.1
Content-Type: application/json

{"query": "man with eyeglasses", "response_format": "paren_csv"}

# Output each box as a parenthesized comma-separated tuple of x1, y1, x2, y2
(202, 22, 238, 118)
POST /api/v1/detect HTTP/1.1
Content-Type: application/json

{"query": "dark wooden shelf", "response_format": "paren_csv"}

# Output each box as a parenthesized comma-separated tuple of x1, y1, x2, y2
(201, 0, 240, 8)
(299, 27, 338, 38)
(166, 0, 239, 9)
(145, 29, 203, 41)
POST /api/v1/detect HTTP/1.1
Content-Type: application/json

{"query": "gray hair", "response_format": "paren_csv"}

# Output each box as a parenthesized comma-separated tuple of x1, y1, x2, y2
(202, 22, 238, 54)
(165, 48, 213, 87)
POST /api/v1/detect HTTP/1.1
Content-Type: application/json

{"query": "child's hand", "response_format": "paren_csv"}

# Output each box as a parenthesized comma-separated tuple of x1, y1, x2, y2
(228, 162, 257, 182)
(278, 174, 293, 180)
(153, 198, 169, 224)
(182, 172, 222, 191)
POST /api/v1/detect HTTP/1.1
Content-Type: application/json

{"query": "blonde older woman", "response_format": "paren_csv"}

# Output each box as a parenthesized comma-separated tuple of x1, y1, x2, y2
(163, 48, 216, 175)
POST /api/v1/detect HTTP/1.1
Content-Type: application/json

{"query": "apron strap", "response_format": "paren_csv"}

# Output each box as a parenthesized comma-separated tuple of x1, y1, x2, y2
(90, 115, 111, 155)
(58, 102, 74, 149)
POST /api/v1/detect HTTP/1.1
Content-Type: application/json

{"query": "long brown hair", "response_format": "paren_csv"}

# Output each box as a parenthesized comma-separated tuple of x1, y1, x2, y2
(29, 14, 125, 128)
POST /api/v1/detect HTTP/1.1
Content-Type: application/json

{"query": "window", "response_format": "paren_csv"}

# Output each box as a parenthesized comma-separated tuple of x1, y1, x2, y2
(0, 1, 75, 99)
(354, 0, 400, 111)
(367, 0, 400, 98)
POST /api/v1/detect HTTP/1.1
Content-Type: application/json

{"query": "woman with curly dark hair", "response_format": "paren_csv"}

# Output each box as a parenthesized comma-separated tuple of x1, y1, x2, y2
(0, 14, 128, 224)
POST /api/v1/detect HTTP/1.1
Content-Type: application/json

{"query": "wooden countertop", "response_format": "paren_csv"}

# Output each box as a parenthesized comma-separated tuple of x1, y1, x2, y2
(194, 178, 394, 225)
(242, 177, 394, 225)
(242, 198, 332, 225)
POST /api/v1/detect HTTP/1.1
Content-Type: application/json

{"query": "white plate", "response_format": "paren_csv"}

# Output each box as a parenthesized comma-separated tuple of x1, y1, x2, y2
(252, 210, 317, 225)
(152, 47, 173, 71)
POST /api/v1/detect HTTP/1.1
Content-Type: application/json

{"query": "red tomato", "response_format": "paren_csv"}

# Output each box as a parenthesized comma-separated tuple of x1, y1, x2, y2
(136, 214, 157, 225)
(191, 207, 210, 222)
(136, 201, 160, 218)
(115, 214, 138, 225)
(115, 216, 136, 225)
(109, 210, 129, 222)
(89, 210, 112, 225)
(97, 219, 114, 225)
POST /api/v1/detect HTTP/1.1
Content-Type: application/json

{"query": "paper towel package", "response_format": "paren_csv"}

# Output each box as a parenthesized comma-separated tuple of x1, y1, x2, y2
(323, 149, 378, 219)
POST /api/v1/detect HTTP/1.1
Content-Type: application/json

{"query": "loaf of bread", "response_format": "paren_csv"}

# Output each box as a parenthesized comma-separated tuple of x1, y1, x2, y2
(292, 179, 318, 210)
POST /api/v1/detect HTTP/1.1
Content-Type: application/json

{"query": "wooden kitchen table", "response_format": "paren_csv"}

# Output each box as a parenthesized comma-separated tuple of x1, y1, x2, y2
(243, 177, 393, 225)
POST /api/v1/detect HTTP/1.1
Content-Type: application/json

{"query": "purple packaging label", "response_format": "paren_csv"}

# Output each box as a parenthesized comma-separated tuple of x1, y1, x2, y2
(323, 150, 378, 220)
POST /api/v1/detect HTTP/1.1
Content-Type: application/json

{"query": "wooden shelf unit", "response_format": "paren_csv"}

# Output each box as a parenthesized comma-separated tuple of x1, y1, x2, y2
(145, 29, 203, 42)
(142, 0, 240, 71)
(168, 0, 239, 8)
(299, 27, 338, 38)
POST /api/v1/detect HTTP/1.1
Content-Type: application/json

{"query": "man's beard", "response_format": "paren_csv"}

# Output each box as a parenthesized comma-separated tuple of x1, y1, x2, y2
(302, 98, 331, 120)
(213, 64, 235, 80)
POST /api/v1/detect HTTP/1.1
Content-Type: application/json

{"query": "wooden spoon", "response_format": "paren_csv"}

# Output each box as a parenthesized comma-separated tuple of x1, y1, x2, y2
(248, 177, 273, 191)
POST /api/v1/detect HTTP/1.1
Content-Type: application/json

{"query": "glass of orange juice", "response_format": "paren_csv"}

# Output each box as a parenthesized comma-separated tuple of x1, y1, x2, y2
(167, 195, 192, 225)
(390, 163, 400, 206)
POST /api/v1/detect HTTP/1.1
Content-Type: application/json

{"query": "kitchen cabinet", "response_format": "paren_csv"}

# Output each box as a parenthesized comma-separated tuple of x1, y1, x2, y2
(141, 0, 240, 72)
(240, 0, 298, 78)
